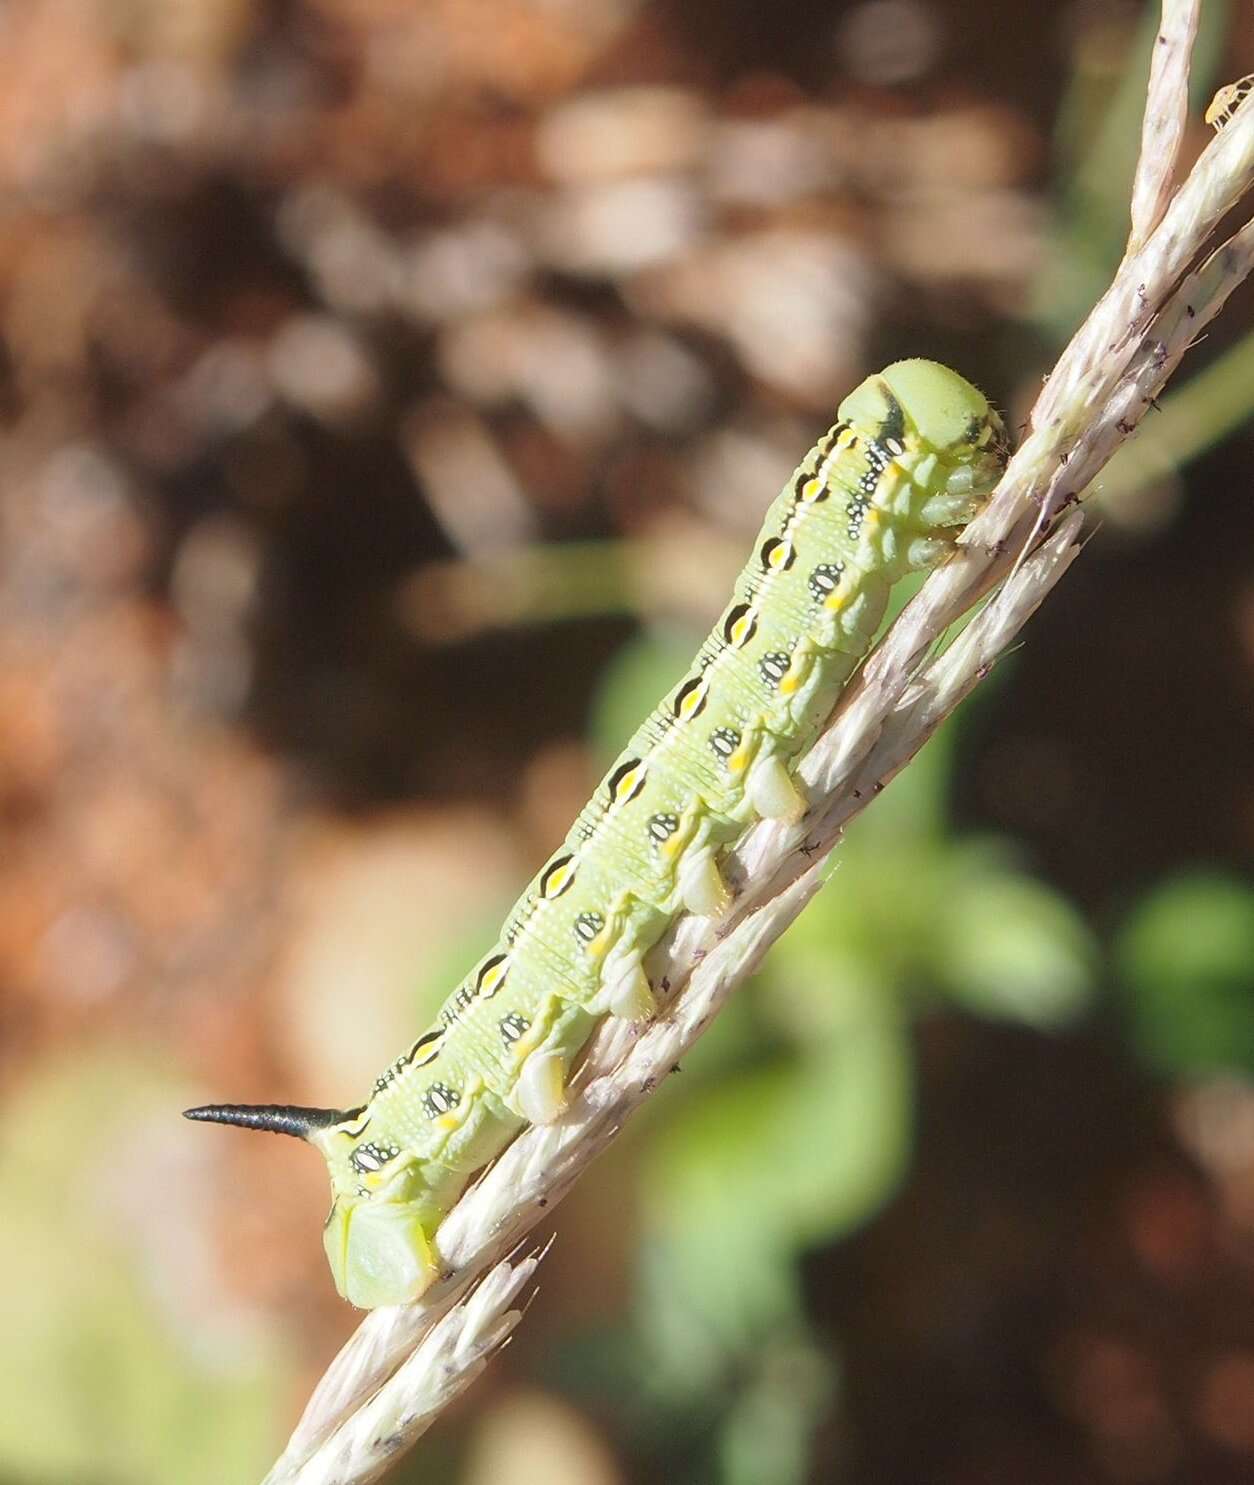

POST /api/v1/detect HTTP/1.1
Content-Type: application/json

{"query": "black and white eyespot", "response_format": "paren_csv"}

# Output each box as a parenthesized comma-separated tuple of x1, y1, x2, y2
(351, 1141, 400, 1175)
(808, 563, 844, 601)
(499, 1012, 529, 1047)
(710, 726, 740, 761)
(574, 911, 604, 946)
(422, 1083, 461, 1119)
(759, 651, 790, 688)
(648, 812, 680, 845)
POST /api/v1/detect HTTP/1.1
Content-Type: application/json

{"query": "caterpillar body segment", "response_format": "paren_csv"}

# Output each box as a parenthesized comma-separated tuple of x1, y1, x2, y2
(186, 359, 1008, 1309)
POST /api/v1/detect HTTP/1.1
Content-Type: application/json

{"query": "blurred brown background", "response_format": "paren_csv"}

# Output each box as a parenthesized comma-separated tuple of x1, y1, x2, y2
(2, 1, 1254, 1482)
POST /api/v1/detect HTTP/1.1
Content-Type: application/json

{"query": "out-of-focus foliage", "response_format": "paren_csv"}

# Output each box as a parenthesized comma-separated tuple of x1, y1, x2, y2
(0, 1052, 282, 1483)
(1117, 872, 1254, 1077)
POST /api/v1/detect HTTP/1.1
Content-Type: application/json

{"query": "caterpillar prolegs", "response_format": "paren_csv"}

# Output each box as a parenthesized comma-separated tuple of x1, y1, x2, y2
(187, 360, 1008, 1308)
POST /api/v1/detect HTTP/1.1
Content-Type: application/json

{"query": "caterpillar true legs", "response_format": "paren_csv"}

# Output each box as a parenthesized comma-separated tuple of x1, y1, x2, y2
(186, 359, 1008, 1309)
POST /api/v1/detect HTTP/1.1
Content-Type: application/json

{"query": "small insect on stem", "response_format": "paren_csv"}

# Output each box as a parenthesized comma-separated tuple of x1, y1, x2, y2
(1206, 74, 1254, 131)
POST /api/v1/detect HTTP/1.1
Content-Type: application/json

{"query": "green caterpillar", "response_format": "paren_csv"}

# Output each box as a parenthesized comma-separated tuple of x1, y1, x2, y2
(187, 360, 1007, 1309)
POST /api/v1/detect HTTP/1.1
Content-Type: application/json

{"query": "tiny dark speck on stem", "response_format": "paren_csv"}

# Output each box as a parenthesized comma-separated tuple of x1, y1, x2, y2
(539, 1196, 549, 1207)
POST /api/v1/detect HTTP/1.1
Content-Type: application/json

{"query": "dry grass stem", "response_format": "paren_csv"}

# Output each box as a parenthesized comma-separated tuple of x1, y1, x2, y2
(264, 6, 1252, 1479)
(267, 1254, 540, 1485)
(1129, 0, 1199, 252)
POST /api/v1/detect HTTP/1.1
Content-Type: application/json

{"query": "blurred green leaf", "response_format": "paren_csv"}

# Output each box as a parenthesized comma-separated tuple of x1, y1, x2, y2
(718, 1336, 834, 1485)
(642, 1009, 912, 1338)
(1115, 871, 1254, 1076)
(935, 843, 1099, 1029)
(0, 1051, 283, 1485)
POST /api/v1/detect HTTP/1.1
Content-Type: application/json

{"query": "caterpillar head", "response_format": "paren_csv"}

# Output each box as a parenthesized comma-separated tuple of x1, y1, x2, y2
(839, 358, 1008, 497)
(184, 1101, 439, 1308)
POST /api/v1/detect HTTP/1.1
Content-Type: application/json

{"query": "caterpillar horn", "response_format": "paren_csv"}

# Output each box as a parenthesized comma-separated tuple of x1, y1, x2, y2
(182, 1103, 357, 1140)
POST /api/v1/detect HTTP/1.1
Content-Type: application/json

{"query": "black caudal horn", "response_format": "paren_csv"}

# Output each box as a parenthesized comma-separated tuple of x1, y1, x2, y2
(183, 1102, 357, 1140)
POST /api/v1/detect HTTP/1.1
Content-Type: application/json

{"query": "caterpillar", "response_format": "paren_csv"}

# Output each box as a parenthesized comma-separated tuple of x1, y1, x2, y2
(186, 360, 1008, 1309)
(1206, 74, 1254, 130)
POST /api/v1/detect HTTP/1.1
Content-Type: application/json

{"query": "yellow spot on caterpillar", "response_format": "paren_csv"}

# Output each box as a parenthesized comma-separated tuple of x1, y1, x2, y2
(824, 591, 845, 612)
(765, 539, 793, 571)
(539, 855, 577, 898)
(676, 678, 709, 720)
(836, 426, 858, 451)
(438, 1114, 460, 1131)
(477, 957, 508, 994)
(800, 477, 825, 503)
(613, 765, 644, 803)
(729, 613, 754, 646)
(726, 745, 750, 774)
(722, 603, 758, 649)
